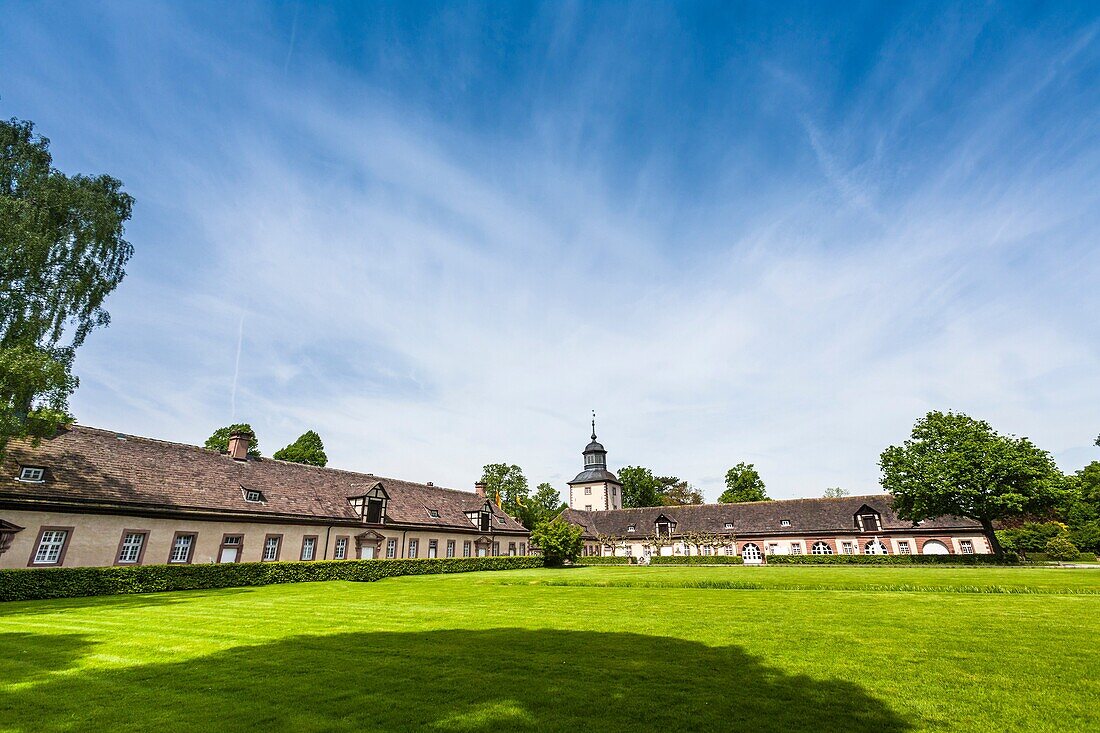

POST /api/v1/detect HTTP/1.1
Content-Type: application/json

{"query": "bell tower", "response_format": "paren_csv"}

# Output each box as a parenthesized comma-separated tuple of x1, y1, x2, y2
(567, 413, 623, 511)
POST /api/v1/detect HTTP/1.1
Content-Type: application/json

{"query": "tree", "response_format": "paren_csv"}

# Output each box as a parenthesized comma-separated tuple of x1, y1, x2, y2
(480, 463, 530, 516)
(205, 423, 261, 457)
(719, 463, 769, 503)
(516, 482, 566, 529)
(645, 532, 672, 557)
(593, 532, 624, 557)
(880, 411, 1066, 555)
(530, 519, 583, 566)
(1, 117, 134, 456)
(273, 430, 327, 467)
(823, 487, 850, 498)
(1045, 535, 1080, 562)
(662, 480, 704, 505)
(618, 466, 665, 508)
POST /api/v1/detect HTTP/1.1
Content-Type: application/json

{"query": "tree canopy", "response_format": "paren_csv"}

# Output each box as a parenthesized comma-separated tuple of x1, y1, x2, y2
(719, 463, 769, 503)
(823, 487, 850, 498)
(480, 463, 530, 516)
(1, 117, 133, 455)
(662, 480, 704, 505)
(515, 482, 565, 529)
(273, 430, 328, 467)
(204, 423, 261, 458)
(880, 411, 1066, 554)
(617, 465, 666, 507)
(530, 518, 583, 566)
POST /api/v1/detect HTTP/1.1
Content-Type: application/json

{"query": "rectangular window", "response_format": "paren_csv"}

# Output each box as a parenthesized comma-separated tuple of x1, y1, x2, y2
(724, 546, 733, 555)
(703, 546, 712, 556)
(960, 540, 974, 555)
(790, 543, 802, 555)
(841, 541, 855, 555)
(625, 546, 633, 557)
(724, 522, 733, 529)
(32, 528, 69, 565)
(427, 540, 438, 558)
(585, 505, 592, 511)
(217, 534, 243, 563)
(18, 466, 45, 482)
(584, 487, 591, 495)
(334, 537, 348, 560)
(243, 489, 264, 503)
(428, 509, 440, 518)
(898, 541, 911, 555)
(169, 533, 195, 564)
(520, 543, 526, 555)
(508, 542, 517, 556)
(780, 519, 791, 527)
(386, 538, 397, 558)
(463, 541, 471, 557)
(492, 541, 500, 556)
(116, 531, 147, 564)
(408, 539, 419, 558)
(301, 536, 317, 561)
(446, 540, 455, 557)
(262, 535, 282, 562)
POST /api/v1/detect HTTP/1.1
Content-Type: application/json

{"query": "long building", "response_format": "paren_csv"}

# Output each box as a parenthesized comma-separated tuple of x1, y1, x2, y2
(0, 425, 530, 569)
(559, 426, 992, 560)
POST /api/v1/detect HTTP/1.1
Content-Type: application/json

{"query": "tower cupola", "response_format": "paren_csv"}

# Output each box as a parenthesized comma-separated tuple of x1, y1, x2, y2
(567, 412, 622, 511)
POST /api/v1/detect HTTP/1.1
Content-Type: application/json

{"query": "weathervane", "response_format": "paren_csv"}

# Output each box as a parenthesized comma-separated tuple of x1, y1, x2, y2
(591, 410, 597, 440)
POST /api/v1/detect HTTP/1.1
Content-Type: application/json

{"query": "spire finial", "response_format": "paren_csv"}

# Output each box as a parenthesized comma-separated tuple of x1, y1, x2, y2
(591, 410, 597, 440)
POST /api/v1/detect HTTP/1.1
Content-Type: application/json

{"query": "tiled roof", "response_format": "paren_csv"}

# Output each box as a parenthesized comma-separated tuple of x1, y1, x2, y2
(0, 425, 528, 534)
(561, 495, 978, 538)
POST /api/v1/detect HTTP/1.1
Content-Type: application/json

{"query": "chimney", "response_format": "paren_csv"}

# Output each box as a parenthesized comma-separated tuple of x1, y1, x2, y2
(474, 481, 487, 498)
(227, 430, 252, 461)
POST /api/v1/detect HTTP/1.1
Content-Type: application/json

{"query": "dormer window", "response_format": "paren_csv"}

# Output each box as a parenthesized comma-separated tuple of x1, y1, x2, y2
(627, 524, 636, 532)
(655, 516, 675, 537)
(780, 519, 791, 527)
(480, 510, 491, 532)
(350, 485, 390, 524)
(724, 522, 733, 530)
(428, 509, 440, 518)
(497, 517, 506, 525)
(243, 488, 265, 503)
(17, 466, 45, 483)
(855, 506, 881, 532)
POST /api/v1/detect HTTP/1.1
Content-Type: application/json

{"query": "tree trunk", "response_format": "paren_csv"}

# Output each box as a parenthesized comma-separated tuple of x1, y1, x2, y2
(980, 518, 1004, 555)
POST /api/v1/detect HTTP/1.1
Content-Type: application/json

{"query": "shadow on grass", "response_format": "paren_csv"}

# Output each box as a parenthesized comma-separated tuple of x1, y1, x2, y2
(0, 633, 93, 686)
(0, 586, 257, 618)
(0, 628, 914, 732)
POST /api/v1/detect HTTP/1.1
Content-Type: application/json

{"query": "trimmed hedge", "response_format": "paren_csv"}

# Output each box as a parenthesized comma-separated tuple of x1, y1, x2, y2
(650, 555, 744, 565)
(1024, 552, 1098, 563)
(766, 554, 1020, 565)
(0, 556, 544, 602)
(574, 556, 632, 565)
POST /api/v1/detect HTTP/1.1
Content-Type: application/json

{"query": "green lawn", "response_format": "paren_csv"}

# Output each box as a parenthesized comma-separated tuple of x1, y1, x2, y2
(1, 566, 1098, 732)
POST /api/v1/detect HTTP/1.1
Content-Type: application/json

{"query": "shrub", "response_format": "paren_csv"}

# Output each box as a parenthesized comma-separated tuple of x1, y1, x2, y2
(765, 554, 1019, 565)
(0, 556, 544, 602)
(530, 519, 584, 566)
(574, 555, 632, 565)
(649, 555, 744, 565)
(1024, 552, 1097, 563)
(1044, 536, 1081, 562)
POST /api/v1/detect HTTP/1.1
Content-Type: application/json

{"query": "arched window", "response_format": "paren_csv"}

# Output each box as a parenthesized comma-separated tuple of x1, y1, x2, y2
(864, 540, 888, 555)
(811, 541, 833, 555)
(740, 543, 761, 561)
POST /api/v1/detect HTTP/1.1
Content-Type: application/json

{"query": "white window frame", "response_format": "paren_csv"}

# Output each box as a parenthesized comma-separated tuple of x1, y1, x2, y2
(724, 522, 734, 530)
(960, 540, 974, 555)
(446, 540, 455, 558)
(811, 541, 833, 555)
(32, 529, 69, 565)
(790, 542, 802, 555)
(117, 532, 146, 564)
(462, 541, 471, 557)
(864, 540, 888, 555)
(334, 537, 348, 560)
(427, 540, 438, 558)
(169, 534, 195, 564)
(386, 538, 397, 558)
(301, 536, 317, 561)
(18, 466, 45, 483)
(262, 535, 281, 562)
(897, 541, 911, 555)
(408, 539, 419, 558)
(841, 541, 855, 555)
(780, 519, 791, 527)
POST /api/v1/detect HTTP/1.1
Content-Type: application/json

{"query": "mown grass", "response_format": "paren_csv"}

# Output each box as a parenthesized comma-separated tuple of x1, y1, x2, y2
(1, 566, 1097, 732)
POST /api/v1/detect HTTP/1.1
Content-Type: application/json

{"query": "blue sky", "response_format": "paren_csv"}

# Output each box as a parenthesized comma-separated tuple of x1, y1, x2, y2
(2, 1, 1098, 500)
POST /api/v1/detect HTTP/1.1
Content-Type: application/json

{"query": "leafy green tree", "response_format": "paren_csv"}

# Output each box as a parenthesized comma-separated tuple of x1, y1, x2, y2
(531, 518, 584, 566)
(719, 463, 769, 503)
(996, 522, 1068, 555)
(662, 480, 704, 505)
(823, 487, 850, 498)
(880, 411, 1066, 555)
(480, 463, 530, 516)
(1044, 535, 1080, 561)
(618, 466, 666, 508)
(205, 423, 261, 457)
(516, 482, 565, 529)
(1, 117, 134, 456)
(273, 430, 328, 467)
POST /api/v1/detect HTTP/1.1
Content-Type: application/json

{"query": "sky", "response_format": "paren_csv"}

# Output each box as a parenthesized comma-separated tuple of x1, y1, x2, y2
(2, 1, 1098, 501)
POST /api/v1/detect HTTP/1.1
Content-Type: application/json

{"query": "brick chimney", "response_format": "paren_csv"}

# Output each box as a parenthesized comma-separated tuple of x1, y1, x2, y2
(227, 430, 252, 461)
(474, 481, 487, 498)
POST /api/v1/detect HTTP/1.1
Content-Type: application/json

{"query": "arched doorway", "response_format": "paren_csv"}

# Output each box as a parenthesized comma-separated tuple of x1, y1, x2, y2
(741, 543, 762, 563)
(921, 539, 950, 555)
(864, 540, 889, 555)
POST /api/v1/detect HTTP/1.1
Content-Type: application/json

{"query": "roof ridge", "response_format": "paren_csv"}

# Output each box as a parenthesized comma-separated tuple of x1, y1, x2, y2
(72, 424, 478, 497)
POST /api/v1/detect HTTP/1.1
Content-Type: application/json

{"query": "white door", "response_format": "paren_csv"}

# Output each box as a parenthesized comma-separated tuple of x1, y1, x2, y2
(741, 543, 762, 564)
(362, 546, 375, 559)
(477, 547, 487, 557)
(219, 548, 238, 563)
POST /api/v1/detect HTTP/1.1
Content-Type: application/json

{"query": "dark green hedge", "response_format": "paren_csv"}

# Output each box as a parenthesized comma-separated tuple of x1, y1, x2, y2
(0, 556, 545, 602)
(766, 554, 1020, 565)
(574, 556, 632, 565)
(650, 555, 744, 565)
